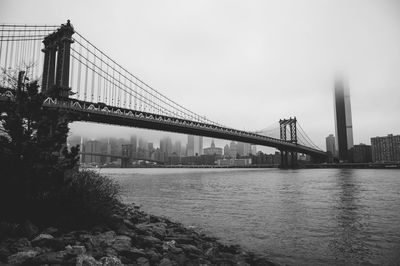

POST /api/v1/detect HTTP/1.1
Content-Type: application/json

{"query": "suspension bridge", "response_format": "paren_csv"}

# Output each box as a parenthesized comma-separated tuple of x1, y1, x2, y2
(0, 21, 327, 167)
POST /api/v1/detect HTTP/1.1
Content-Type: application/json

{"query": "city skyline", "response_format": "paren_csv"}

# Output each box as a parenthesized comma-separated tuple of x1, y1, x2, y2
(1, 0, 399, 150)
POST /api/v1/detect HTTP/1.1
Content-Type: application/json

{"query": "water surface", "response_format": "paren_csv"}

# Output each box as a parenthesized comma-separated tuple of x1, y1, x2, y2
(101, 168, 400, 266)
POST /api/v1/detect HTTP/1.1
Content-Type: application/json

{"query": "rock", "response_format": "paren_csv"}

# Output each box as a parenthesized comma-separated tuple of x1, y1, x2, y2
(159, 257, 174, 266)
(146, 249, 161, 263)
(9, 238, 31, 253)
(84, 231, 116, 249)
(169, 253, 187, 265)
(135, 222, 167, 238)
(111, 235, 131, 252)
(123, 219, 135, 229)
(31, 233, 54, 243)
(251, 257, 276, 266)
(118, 248, 146, 260)
(76, 254, 101, 266)
(205, 247, 217, 257)
(109, 215, 130, 235)
(43, 227, 58, 235)
(7, 250, 39, 265)
(65, 245, 86, 256)
(185, 258, 212, 266)
(31, 233, 65, 250)
(136, 256, 150, 266)
(164, 235, 194, 244)
(179, 244, 202, 254)
(162, 240, 183, 254)
(31, 250, 66, 264)
(134, 235, 162, 247)
(99, 256, 122, 266)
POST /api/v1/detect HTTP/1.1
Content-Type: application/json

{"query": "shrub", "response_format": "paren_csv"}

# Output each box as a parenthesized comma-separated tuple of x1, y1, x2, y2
(55, 170, 121, 229)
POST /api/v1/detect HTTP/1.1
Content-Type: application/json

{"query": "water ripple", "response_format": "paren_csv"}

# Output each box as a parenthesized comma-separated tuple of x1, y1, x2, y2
(103, 168, 400, 266)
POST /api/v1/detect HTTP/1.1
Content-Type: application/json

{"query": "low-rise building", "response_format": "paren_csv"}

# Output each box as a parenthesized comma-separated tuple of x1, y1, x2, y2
(371, 134, 400, 162)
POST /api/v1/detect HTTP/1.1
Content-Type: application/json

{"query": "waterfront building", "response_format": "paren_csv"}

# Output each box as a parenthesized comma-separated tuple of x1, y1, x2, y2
(83, 139, 101, 164)
(237, 142, 251, 156)
(371, 134, 400, 162)
(229, 141, 238, 158)
(138, 138, 147, 152)
(223, 144, 230, 157)
(160, 136, 173, 156)
(250, 145, 257, 155)
(325, 134, 336, 156)
(173, 141, 182, 156)
(151, 148, 165, 163)
(130, 135, 137, 152)
(217, 158, 252, 166)
(147, 142, 154, 152)
(333, 78, 354, 161)
(351, 144, 372, 163)
(106, 139, 111, 163)
(187, 135, 203, 156)
(121, 144, 133, 159)
(203, 140, 223, 156)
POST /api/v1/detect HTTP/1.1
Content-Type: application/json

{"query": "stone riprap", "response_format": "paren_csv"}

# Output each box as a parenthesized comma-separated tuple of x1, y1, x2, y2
(0, 203, 275, 265)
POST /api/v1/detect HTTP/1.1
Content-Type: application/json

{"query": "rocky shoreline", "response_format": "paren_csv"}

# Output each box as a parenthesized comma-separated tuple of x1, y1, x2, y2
(0, 203, 275, 265)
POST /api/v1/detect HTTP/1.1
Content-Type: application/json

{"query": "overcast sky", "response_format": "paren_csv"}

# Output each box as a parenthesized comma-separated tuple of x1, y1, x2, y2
(1, 0, 399, 150)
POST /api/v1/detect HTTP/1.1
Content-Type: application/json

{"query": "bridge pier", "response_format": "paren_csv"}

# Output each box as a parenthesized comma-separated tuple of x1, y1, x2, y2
(42, 20, 74, 98)
(279, 117, 299, 169)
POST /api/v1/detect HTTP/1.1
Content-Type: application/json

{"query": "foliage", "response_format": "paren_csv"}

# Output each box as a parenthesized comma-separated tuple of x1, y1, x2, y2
(58, 170, 121, 228)
(0, 70, 120, 229)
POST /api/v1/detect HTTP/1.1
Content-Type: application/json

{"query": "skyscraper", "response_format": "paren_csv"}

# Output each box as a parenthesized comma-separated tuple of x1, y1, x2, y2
(187, 135, 203, 156)
(334, 78, 354, 161)
(325, 134, 336, 156)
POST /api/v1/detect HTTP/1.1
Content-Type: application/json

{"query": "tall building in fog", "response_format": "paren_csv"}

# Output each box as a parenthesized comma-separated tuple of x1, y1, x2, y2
(187, 135, 203, 156)
(326, 134, 336, 156)
(130, 135, 137, 152)
(334, 78, 353, 161)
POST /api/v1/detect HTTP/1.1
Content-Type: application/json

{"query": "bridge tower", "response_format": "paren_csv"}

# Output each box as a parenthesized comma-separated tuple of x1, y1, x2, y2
(42, 20, 74, 98)
(279, 117, 298, 168)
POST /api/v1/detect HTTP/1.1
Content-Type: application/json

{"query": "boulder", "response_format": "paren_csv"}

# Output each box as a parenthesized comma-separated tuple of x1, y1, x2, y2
(9, 238, 31, 253)
(159, 257, 174, 266)
(99, 256, 122, 266)
(118, 248, 146, 260)
(31, 251, 67, 264)
(85, 231, 116, 248)
(7, 250, 39, 265)
(111, 235, 131, 252)
(31, 233, 54, 243)
(179, 244, 202, 254)
(136, 256, 150, 266)
(65, 245, 86, 256)
(76, 254, 101, 266)
(134, 235, 162, 247)
(146, 248, 162, 262)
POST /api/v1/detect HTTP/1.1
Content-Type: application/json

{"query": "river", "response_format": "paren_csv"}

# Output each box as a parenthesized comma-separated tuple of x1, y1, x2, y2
(101, 168, 400, 266)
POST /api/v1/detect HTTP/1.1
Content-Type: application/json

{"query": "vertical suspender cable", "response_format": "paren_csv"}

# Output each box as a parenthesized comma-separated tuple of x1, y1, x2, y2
(77, 43, 82, 99)
(9, 26, 15, 70)
(84, 42, 89, 101)
(91, 48, 95, 102)
(98, 52, 102, 102)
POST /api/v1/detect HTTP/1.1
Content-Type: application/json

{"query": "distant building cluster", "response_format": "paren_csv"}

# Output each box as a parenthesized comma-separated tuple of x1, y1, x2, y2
(69, 131, 308, 167)
(326, 78, 399, 164)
